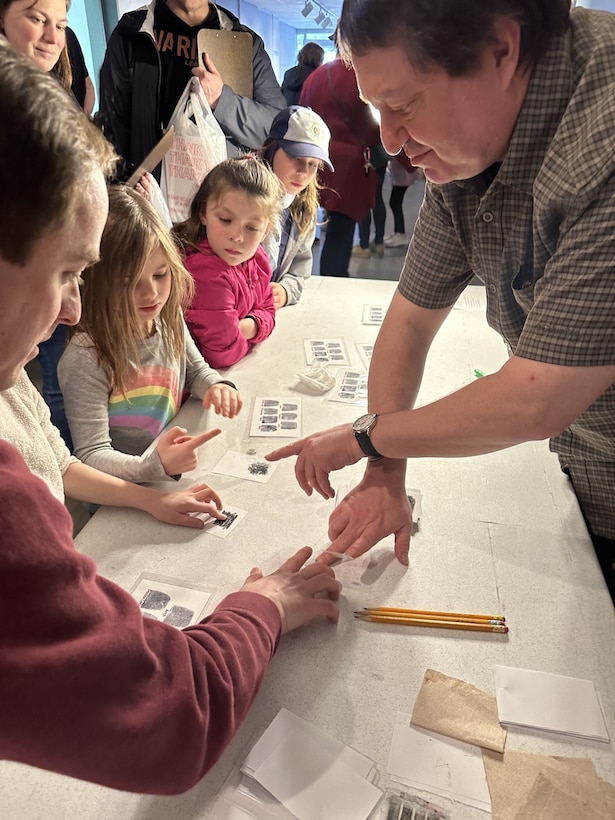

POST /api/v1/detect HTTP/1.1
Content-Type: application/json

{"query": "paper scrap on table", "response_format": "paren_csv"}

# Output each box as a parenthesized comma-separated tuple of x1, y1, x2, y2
(387, 711, 491, 812)
(193, 505, 246, 538)
(328, 369, 368, 405)
(493, 665, 610, 742)
(362, 304, 387, 325)
(291, 362, 335, 395)
(210, 449, 279, 483)
(454, 288, 487, 311)
(304, 337, 350, 366)
(411, 668, 507, 753)
(253, 729, 382, 820)
(249, 397, 302, 438)
(482, 749, 615, 820)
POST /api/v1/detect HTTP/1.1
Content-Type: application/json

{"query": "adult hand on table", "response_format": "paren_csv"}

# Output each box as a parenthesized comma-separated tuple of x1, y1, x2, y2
(157, 425, 221, 476)
(144, 482, 227, 529)
(240, 547, 340, 633)
(322, 459, 413, 566)
(266, 423, 362, 499)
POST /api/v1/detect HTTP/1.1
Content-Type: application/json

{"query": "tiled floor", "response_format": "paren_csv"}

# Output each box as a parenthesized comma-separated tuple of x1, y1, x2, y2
(312, 173, 426, 282)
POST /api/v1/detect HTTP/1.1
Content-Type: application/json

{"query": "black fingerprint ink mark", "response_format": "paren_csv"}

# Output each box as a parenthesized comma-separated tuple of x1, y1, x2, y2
(139, 589, 170, 610)
(215, 510, 238, 530)
(248, 461, 270, 476)
(163, 605, 194, 628)
(281, 403, 298, 412)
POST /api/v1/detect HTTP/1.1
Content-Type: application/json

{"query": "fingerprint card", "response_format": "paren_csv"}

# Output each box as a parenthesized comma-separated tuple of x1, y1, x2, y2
(328, 370, 368, 406)
(195, 505, 247, 538)
(211, 449, 279, 483)
(362, 305, 387, 325)
(249, 397, 302, 437)
(130, 573, 214, 628)
(356, 342, 374, 368)
(304, 338, 350, 366)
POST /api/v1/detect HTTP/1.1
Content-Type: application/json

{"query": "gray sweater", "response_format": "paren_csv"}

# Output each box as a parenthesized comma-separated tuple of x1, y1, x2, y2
(58, 319, 226, 483)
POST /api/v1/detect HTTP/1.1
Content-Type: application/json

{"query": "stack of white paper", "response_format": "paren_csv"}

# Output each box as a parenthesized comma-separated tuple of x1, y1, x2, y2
(493, 665, 610, 742)
(213, 709, 382, 820)
(386, 712, 492, 813)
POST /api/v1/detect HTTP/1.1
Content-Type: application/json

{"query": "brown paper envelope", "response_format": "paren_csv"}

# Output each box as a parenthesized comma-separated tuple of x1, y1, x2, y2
(411, 668, 507, 753)
(197, 30, 253, 99)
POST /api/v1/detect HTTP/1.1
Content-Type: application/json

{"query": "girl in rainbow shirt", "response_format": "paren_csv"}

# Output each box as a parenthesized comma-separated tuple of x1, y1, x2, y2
(58, 186, 242, 483)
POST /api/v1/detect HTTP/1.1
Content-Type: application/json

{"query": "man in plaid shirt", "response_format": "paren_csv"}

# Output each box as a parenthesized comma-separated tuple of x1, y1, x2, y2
(268, 0, 615, 601)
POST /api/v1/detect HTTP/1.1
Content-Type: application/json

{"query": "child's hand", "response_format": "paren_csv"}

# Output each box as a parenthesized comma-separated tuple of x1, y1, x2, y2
(134, 170, 153, 199)
(203, 384, 243, 419)
(157, 425, 221, 476)
(271, 283, 288, 309)
(146, 483, 226, 528)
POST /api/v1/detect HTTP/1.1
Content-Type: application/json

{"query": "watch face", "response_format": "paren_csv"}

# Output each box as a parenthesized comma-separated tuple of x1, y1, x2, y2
(353, 413, 376, 434)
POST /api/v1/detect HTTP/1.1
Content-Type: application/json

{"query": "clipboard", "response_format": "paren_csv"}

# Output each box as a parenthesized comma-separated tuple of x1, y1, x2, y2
(197, 30, 253, 99)
(127, 126, 175, 187)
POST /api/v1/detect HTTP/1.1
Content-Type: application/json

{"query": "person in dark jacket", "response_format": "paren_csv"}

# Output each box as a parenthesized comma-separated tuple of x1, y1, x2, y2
(281, 41, 324, 106)
(97, 0, 286, 179)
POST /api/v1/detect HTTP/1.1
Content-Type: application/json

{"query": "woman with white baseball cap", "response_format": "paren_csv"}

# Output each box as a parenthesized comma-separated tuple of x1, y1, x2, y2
(260, 105, 333, 308)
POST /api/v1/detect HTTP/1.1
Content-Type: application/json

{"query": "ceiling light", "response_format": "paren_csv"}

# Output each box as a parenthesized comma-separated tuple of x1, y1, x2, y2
(301, 1, 314, 17)
(314, 9, 326, 25)
(321, 15, 332, 28)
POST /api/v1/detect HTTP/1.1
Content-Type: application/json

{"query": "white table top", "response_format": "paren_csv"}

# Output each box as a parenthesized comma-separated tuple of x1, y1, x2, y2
(2, 277, 614, 818)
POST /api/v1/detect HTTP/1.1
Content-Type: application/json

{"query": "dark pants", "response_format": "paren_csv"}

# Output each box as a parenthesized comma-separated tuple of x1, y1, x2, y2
(359, 166, 386, 249)
(320, 211, 356, 277)
(37, 325, 72, 450)
(389, 185, 408, 234)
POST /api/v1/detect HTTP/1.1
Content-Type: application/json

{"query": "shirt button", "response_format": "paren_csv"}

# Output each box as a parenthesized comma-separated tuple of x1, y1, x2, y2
(482, 211, 494, 223)
(488, 284, 496, 293)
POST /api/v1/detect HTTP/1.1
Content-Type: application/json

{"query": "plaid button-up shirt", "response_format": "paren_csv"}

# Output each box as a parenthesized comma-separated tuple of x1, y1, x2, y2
(400, 8, 615, 538)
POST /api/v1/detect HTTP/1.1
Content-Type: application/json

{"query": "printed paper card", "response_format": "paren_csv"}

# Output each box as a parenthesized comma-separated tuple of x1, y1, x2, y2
(249, 397, 302, 437)
(356, 342, 373, 369)
(328, 370, 368, 406)
(304, 338, 350, 366)
(193, 505, 247, 538)
(362, 304, 387, 325)
(130, 573, 213, 628)
(211, 449, 279, 483)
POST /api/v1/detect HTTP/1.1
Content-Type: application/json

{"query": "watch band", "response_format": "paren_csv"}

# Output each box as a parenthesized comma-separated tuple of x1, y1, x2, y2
(353, 415, 383, 460)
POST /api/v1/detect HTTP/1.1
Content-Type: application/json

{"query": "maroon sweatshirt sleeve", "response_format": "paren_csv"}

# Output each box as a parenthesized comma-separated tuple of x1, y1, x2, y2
(0, 440, 281, 794)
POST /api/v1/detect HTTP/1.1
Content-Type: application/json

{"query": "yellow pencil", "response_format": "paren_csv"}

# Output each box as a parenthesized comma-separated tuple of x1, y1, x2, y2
(355, 614, 509, 633)
(356, 611, 504, 626)
(362, 606, 505, 622)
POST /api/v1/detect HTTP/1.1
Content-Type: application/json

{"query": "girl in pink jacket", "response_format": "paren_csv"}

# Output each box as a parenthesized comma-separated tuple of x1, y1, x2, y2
(174, 157, 284, 369)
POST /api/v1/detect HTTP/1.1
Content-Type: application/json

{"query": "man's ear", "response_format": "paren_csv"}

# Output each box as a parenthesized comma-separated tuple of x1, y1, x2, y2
(488, 16, 523, 86)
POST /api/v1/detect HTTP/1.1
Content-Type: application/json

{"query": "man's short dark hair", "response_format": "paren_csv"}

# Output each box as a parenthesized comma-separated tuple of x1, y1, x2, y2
(338, 0, 572, 76)
(0, 40, 115, 266)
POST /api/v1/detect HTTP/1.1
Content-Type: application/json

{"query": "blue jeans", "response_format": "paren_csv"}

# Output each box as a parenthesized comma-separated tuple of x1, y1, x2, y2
(37, 325, 72, 450)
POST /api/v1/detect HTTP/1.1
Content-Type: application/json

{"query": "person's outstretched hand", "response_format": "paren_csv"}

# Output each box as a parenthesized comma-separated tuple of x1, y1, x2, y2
(266, 424, 361, 499)
(157, 425, 221, 476)
(145, 483, 226, 529)
(203, 384, 242, 418)
(240, 546, 340, 634)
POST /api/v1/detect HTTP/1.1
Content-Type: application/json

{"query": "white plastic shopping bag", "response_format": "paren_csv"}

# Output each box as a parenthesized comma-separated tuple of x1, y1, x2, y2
(162, 77, 227, 222)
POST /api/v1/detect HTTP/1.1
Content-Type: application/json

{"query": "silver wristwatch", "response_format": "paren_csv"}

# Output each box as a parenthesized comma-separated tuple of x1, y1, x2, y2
(352, 413, 383, 459)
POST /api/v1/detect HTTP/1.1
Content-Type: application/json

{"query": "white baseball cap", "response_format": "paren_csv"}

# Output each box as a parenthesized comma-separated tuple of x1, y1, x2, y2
(269, 105, 334, 170)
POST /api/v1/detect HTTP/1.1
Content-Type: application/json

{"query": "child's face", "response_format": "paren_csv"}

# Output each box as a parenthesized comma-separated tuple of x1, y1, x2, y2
(132, 244, 172, 335)
(200, 189, 269, 266)
(272, 148, 320, 195)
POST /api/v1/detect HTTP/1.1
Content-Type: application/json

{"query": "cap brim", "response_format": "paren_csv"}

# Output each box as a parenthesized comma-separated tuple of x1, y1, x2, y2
(278, 138, 334, 171)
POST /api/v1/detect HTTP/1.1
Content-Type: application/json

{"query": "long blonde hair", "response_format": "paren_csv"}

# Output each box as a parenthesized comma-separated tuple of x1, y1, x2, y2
(173, 155, 284, 254)
(259, 138, 322, 238)
(76, 186, 194, 394)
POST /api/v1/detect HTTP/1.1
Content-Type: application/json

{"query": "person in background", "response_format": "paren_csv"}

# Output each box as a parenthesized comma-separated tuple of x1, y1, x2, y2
(0, 0, 75, 448)
(0, 39, 340, 793)
(66, 25, 95, 114)
(382, 153, 421, 249)
(175, 156, 283, 367)
(352, 155, 387, 259)
(98, 0, 286, 179)
(299, 44, 380, 277)
(59, 186, 241, 484)
(282, 41, 325, 106)
(267, 0, 615, 603)
(260, 106, 333, 308)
